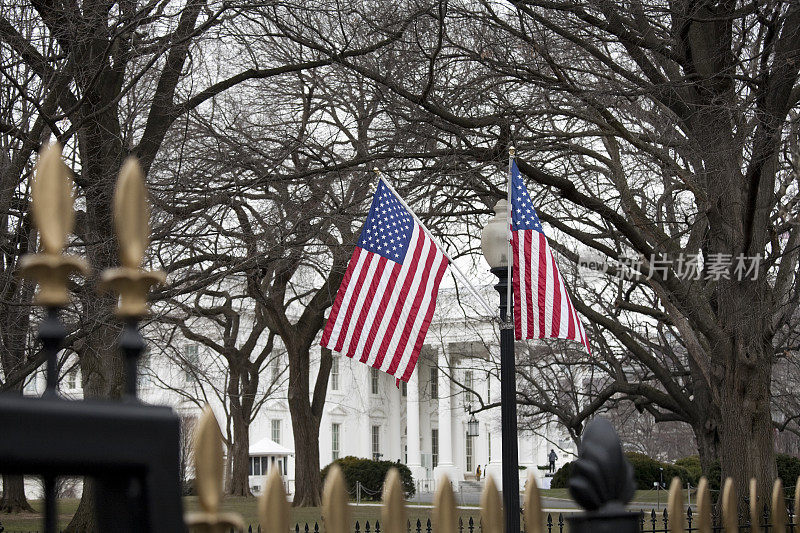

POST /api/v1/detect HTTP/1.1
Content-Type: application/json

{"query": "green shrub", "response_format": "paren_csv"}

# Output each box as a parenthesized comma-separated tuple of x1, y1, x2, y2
(626, 452, 692, 490)
(674, 456, 702, 485)
(321, 456, 415, 499)
(777, 454, 800, 499)
(707, 461, 722, 494)
(552, 454, 692, 491)
(548, 453, 800, 498)
(550, 461, 573, 489)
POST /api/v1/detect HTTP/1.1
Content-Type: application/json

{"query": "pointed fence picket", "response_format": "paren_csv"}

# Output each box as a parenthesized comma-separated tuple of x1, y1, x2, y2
(194, 473, 800, 533)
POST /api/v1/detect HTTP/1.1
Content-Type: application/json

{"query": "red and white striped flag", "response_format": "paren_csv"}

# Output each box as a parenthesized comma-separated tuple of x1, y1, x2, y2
(321, 179, 449, 382)
(510, 160, 591, 353)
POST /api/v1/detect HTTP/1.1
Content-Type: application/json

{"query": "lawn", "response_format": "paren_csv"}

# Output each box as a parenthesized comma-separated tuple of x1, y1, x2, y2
(0, 490, 688, 531)
(0, 497, 483, 532)
(541, 488, 687, 506)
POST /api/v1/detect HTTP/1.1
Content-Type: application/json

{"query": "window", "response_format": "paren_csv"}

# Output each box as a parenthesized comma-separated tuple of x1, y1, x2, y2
(66, 367, 79, 390)
(249, 456, 262, 476)
(184, 344, 199, 381)
(402, 381, 407, 397)
(486, 372, 491, 403)
(331, 423, 340, 461)
(372, 425, 381, 460)
(371, 367, 379, 395)
(487, 433, 492, 463)
(430, 367, 438, 399)
(404, 444, 407, 465)
(431, 429, 439, 468)
(271, 419, 281, 444)
(331, 356, 339, 391)
(24, 371, 38, 394)
(466, 433, 474, 472)
(271, 355, 281, 384)
(464, 370, 474, 404)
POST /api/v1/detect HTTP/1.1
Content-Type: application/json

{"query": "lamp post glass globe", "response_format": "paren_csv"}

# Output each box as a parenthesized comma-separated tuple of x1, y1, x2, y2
(467, 414, 479, 438)
(480, 199, 509, 269)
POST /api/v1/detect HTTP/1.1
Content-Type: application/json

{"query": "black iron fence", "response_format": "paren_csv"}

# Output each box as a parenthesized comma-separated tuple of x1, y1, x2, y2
(2, 505, 800, 533)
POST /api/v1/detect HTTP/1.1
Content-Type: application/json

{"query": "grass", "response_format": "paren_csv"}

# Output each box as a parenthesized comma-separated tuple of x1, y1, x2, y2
(0, 497, 483, 531)
(0, 490, 688, 531)
(540, 488, 688, 505)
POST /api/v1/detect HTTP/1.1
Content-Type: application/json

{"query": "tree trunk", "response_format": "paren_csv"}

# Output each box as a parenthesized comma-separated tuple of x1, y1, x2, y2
(228, 404, 252, 497)
(65, 247, 121, 533)
(715, 342, 776, 510)
(691, 419, 720, 481)
(0, 474, 34, 513)
(63, 478, 96, 533)
(289, 397, 322, 507)
(0, 384, 34, 514)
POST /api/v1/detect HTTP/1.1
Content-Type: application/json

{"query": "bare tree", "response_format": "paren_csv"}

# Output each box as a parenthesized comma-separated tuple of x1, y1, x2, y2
(264, 0, 800, 506)
(159, 287, 284, 497)
(0, 0, 397, 522)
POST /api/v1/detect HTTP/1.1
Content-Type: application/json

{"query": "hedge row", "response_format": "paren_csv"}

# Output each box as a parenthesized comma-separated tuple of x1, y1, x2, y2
(321, 456, 416, 499)
(551, 453, 692, 490)
(551, 453, 800, 497)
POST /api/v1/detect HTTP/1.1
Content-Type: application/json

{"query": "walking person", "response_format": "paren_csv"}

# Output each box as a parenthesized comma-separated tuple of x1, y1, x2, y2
(548, 449, 558, 473)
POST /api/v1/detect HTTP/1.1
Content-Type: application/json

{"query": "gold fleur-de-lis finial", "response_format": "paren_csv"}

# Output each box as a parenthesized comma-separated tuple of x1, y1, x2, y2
(20, 143, 88, 305)
(184, 406, 244, 532)
(322, 465, 350, 533)
(433, 475, 456, 533)
(100, 157, 165, 316)
(381, 469, 406, 533)
(523, 474, 543, 533)
(480, 476, 503, 533)
(259, 467, 289, 533)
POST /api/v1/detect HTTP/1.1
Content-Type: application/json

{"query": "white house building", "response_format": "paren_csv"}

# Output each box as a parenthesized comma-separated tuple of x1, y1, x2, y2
(21, 288, 577, 498)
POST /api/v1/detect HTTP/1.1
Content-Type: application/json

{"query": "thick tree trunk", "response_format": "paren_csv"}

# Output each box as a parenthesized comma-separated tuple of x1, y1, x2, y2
(691, 418, 720, 480)
(289, 397, 322, 507)
(0, 474, 34, 513)
(64, 478, 96, 533)
(65, 193, 122, 532)
(285, 341, 331, 507)
(707, 265, 777, 510)
(228, 405, 252, 497)
(715, 341, 776, 510)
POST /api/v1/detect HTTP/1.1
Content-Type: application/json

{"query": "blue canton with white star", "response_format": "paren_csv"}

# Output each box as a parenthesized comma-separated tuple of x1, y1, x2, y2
(357, 179, 414, 263)
(510, 160, 544, 234)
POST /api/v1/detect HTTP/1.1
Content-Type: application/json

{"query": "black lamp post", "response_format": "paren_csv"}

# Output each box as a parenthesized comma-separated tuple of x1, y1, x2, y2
(481, 199, 521, 533)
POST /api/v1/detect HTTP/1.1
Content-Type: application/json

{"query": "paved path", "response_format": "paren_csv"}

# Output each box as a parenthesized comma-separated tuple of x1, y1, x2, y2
(398, 490, 677, 514)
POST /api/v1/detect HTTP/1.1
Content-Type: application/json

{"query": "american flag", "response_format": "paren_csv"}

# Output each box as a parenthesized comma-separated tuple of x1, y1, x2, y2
(321, 179, 449, 382)
(510, 160, 591, 353)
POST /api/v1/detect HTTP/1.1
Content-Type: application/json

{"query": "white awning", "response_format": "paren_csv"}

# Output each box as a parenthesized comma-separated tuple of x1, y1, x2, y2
(249, 437, 294, 457)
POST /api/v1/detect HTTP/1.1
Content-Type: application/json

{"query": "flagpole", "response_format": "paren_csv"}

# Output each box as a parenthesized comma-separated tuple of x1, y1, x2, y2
(506, 147, 514, 323)
(372, 168, 498, 320)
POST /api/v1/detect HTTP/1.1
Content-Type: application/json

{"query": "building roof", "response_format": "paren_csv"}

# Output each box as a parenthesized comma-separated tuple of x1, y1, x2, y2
(249, 437, 294, 457)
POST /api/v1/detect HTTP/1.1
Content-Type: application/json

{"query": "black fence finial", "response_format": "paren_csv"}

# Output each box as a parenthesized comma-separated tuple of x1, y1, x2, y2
(567, 418, 639, 533)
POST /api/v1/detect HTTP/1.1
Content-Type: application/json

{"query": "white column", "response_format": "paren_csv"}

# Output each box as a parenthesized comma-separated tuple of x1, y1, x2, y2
(433, 347, 460, 488)
(485, 370, 503, 484)
(391, 382, 402, 461)
(406, 367, 425, 481)
(360, 367, 372, 458)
